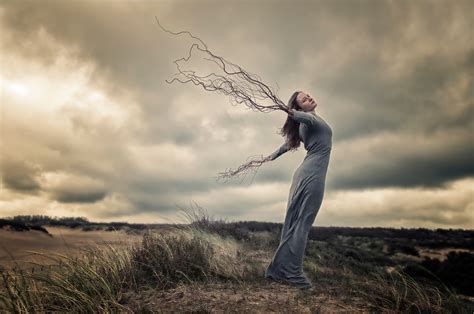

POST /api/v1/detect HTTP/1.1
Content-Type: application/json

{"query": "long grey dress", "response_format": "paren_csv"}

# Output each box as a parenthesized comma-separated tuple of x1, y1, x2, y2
(264, 108, 332, 289)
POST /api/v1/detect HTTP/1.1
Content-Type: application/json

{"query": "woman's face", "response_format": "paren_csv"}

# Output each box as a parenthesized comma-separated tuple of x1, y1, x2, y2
(296, 92, 317, 111)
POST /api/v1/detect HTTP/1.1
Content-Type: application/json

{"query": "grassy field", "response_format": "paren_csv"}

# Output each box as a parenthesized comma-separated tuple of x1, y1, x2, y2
(1, 208, 473, 313)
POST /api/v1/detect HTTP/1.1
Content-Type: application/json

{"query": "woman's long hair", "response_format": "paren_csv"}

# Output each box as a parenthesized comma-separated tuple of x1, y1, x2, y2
(279, 90, 302, 151)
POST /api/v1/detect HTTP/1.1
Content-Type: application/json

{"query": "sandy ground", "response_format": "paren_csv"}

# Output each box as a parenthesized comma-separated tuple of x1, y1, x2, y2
(0, 226, 143, 270)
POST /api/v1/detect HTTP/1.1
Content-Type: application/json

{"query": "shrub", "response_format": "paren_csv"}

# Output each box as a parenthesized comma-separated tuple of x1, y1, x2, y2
(404, 252, 474, 296)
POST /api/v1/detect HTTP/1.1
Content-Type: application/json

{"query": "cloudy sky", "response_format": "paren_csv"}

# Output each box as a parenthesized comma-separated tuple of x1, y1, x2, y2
(1, 0, 473, 229)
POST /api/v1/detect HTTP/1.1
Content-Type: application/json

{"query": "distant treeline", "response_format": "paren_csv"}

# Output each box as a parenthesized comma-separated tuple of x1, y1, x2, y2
(0, 218, 51, 235)
(306, 225, 474, 249)
(2, 215, 473, 249)
(187, 220, 474, 250)
(1, 215, 171, 231)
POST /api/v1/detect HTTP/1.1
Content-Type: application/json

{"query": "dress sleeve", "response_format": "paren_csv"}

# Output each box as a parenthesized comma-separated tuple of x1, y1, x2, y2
(289, 109, 317, 127)
(269, 142, 290, 161)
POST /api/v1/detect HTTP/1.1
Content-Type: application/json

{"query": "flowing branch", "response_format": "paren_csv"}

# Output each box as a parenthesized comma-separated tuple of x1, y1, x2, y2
(155, 17, 289, 181)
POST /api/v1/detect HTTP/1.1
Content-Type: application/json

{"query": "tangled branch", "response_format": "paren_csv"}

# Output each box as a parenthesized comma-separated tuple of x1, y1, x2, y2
(156, 17, 288, 181)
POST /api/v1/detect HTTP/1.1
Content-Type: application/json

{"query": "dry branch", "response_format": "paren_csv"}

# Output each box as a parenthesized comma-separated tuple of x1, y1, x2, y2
(155, 17, 288, 182)
(213, 154, 273, 184)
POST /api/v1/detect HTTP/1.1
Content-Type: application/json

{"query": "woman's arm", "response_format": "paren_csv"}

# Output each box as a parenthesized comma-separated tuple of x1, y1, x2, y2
(266, 142, 290, 161)
(288, 109, 317, 127)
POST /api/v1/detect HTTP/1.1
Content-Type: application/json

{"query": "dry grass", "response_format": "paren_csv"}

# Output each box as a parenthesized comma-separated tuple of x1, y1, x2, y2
(355, 267, 462, 312)
(0, 243, 133, 312)
(130, 227, 244, 290)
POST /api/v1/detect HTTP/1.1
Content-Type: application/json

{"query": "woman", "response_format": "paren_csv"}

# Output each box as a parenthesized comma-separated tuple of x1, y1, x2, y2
(263, 90, 333, 290)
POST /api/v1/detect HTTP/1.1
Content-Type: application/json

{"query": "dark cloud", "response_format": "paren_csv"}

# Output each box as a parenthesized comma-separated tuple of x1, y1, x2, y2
(42, 173, 109, 204)
(51, 190, 107, 204)
(331, 51, 472, 135)
(1, 159, 41, 193)
(328, 131, 474, 190)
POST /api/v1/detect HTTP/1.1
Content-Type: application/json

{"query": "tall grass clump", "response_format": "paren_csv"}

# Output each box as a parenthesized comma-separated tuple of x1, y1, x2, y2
(176, 201, 230, 236)
(128, 203, 250, 289)
(130, 227, 243, 290)
(0, 243, 134, 312)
